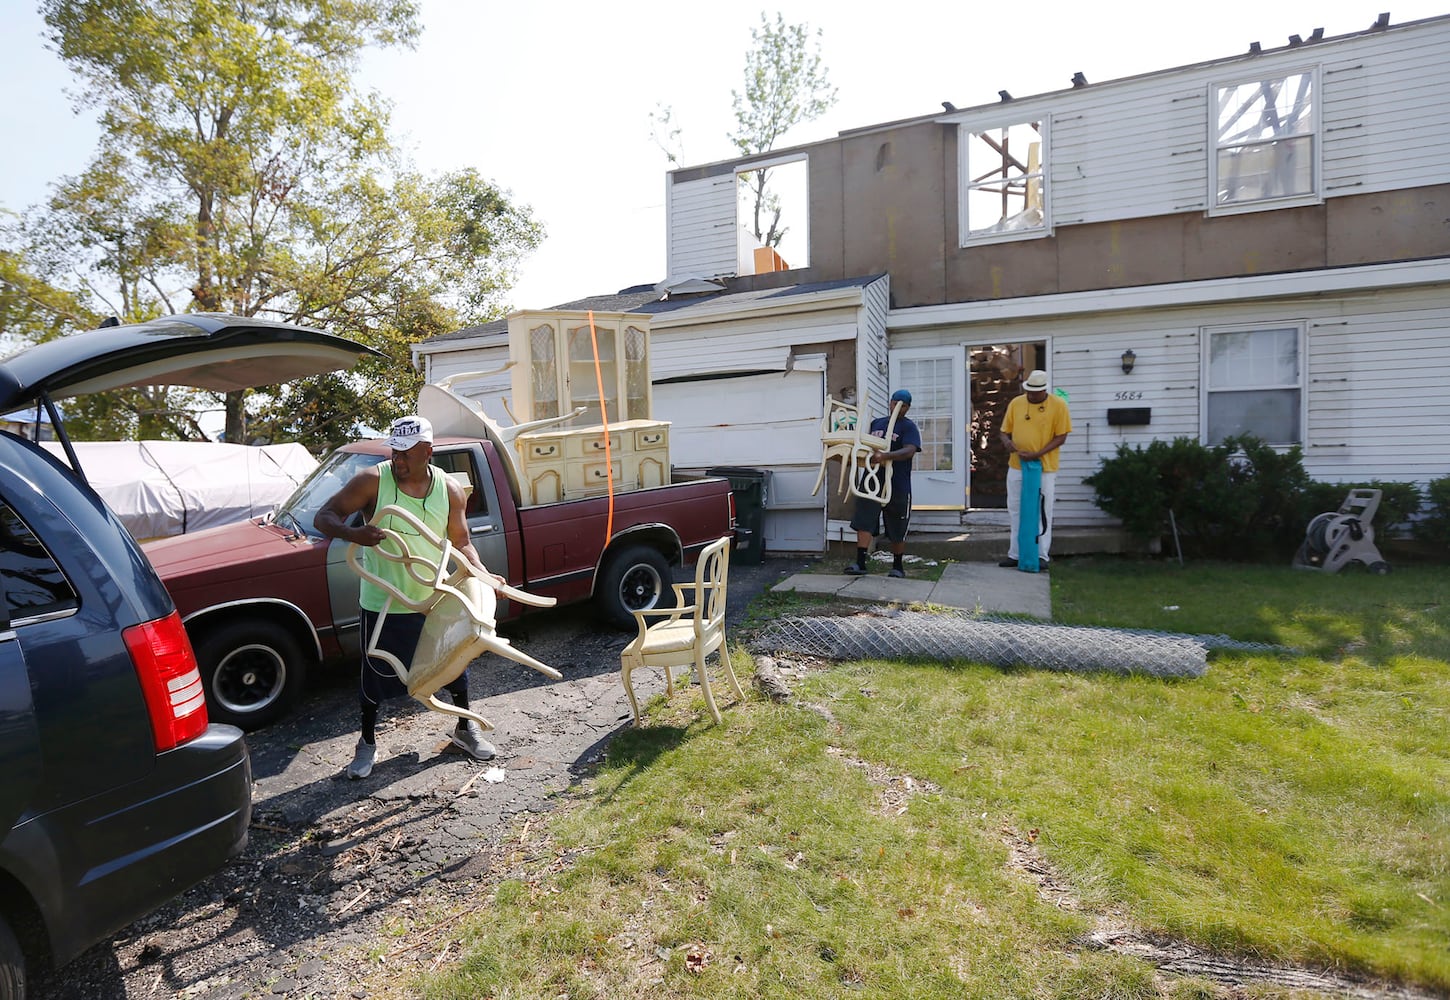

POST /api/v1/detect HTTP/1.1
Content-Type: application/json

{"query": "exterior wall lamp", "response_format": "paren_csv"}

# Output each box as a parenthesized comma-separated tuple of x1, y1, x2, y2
(1121, 349, 1137, 374)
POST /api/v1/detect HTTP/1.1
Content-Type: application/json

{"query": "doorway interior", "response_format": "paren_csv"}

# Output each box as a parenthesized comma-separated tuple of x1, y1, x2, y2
(968, 341, 1045, 510)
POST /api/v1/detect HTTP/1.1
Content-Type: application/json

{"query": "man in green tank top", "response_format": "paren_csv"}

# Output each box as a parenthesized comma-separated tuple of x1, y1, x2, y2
(317, 415, 500, 779)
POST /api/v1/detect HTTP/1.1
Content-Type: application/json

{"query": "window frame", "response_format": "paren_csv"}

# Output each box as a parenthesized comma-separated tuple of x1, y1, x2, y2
(1207, 66, 1322, 217)
(957, 116, 1051, 247)
(734, 151, 811, 273)
(1200, 321, 1307, 447)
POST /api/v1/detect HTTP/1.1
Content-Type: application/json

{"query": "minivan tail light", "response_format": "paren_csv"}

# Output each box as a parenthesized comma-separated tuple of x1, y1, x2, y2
(123, 611, 209, 751)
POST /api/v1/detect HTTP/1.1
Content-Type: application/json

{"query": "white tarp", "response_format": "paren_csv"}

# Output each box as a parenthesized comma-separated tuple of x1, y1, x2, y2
(39, 440, 317, 541)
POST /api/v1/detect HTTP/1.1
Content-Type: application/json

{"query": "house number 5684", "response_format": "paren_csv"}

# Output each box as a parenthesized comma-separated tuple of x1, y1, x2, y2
(1113, 390, 1144, 401)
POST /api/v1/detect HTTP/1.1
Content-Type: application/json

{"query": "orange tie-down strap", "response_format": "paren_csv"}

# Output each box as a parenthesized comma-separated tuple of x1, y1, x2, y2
(588, 310, 614, 544)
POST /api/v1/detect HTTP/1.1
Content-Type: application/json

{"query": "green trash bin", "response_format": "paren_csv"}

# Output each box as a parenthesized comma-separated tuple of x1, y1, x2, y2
(707, 466, 768, 565)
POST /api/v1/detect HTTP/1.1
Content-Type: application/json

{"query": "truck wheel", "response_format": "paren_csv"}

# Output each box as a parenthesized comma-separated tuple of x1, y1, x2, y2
(596, 545, 675, 630)
(0, 913, 24, 1000)
(195, 620, 308, 730)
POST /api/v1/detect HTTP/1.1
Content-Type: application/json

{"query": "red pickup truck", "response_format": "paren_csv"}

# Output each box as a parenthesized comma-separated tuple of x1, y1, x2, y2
(142, 432, 736, 729)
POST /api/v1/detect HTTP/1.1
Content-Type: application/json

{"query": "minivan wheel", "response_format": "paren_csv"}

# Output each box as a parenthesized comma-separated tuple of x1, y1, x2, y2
(595, 544, 676, 630)
(195, 620, 308, 730)
(0, 913, 25, 1000)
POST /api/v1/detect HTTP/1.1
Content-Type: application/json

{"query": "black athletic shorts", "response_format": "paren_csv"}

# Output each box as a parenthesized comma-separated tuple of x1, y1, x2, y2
(849, 490, 912, 543)
(358, 608, 467, 706)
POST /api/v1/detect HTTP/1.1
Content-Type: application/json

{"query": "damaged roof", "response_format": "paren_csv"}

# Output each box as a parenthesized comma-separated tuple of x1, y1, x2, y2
(421, 274, 886, 349)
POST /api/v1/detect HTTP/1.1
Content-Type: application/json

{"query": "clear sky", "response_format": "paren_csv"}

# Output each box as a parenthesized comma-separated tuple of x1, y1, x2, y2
(2, 1, 1446, 314)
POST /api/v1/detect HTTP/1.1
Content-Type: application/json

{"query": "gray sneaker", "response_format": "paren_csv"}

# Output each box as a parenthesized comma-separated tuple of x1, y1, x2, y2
(844, 563, 868, 576)
(451, 721, 497, 761)
(888, 567, 905, 578)
(346, 738, 376, 780)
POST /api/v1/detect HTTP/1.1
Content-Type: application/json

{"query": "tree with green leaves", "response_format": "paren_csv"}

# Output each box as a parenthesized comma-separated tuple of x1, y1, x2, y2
(5, 0, 541, 452)
(729, 12, 836, 249)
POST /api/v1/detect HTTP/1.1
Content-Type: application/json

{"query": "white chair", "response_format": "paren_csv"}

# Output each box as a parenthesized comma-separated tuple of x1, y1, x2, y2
(433, 369, 588, 445)
(417, 381, 584, 508)
(346, 504, 561, 732)
(810, 391, 900, 504)
(619, 535, 742, 726)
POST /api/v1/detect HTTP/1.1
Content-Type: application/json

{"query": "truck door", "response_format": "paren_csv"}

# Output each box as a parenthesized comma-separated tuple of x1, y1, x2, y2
(431, 447, 508, 576)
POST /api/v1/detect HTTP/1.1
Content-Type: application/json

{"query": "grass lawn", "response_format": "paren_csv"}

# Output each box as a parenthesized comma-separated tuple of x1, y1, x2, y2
(370, 558, 1450, 999)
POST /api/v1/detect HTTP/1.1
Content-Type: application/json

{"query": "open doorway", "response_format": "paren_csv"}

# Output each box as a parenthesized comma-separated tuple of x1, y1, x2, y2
(968, 341, 1046, 509)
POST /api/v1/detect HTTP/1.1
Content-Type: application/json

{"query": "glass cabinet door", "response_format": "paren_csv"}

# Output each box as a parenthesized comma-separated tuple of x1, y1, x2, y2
(567, 321, 619, 426)
(624, 324, 650, 421)
(527, 322, 559, 422)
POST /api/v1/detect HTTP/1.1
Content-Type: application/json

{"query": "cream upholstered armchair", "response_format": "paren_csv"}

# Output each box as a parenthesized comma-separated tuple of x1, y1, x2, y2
(811, 391, 901, 504)
(345, 504, 561, 732)
(619, 535, 742, 726)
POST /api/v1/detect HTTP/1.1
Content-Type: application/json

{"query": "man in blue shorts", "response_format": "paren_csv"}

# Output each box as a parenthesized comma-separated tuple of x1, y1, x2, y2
(845, 389, 922, 578)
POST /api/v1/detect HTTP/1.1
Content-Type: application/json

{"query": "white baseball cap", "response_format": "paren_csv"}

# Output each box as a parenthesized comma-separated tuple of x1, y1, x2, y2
(387, 415, 433, 450)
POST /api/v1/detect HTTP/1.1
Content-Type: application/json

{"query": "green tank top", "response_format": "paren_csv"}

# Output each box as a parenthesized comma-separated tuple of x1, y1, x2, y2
(359, 462, 450, 613)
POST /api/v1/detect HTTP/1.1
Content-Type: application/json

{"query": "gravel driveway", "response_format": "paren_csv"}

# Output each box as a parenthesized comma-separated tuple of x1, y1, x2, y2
(31, 555, 809, 1000)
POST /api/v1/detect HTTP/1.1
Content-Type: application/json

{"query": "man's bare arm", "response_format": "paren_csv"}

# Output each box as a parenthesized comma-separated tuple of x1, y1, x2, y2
(315, 469, 384, 546)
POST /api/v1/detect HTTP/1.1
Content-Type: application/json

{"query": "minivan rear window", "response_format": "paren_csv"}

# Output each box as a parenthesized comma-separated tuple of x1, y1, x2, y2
(0, 500, 79, 623)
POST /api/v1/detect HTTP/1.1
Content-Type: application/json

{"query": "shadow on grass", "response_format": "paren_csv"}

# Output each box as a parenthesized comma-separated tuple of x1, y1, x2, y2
(589, 723, 691, 802)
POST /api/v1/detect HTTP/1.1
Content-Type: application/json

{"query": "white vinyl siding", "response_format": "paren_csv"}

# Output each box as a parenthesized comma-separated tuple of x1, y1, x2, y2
(651, 307, 857, 381)
(858, 274, 891, 407)
(1303, 301, 1450, 481)
(666, 173, 738, 280)
(1328, 22, 1450, 195)
(951, 17, 1450, 232)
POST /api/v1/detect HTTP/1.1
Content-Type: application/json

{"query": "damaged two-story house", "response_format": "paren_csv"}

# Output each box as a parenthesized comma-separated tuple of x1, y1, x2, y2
(416, 11, 1450, 555)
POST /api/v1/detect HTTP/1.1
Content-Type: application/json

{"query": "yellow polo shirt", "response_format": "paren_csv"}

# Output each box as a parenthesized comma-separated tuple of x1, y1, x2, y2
(1001, 394, 1072, 473)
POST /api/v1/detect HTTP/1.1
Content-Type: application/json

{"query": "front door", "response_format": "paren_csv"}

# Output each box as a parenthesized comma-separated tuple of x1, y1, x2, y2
(890, 346, 966, 509)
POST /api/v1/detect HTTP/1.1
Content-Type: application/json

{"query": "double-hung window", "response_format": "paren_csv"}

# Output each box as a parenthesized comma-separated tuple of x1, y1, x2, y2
(1203, 324, 1303, 445)
(1210, 70, 1319, 213)
(958, 119, 1048, 244)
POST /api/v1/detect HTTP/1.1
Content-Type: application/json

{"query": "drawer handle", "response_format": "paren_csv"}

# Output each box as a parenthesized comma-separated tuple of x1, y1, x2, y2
(531, 444, 557, 457)
(639, 433, 662, 445)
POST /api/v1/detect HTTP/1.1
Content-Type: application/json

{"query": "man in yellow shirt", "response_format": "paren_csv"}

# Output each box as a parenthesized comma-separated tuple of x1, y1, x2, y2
(998, 370, 1072, 568)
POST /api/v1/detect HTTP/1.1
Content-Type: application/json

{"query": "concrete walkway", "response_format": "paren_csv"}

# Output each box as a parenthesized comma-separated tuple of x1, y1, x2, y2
(772, 559, 1052, 619)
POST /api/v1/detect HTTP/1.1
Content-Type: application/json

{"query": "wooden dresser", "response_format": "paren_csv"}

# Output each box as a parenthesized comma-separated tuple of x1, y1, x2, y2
(515, 419, 670, 504)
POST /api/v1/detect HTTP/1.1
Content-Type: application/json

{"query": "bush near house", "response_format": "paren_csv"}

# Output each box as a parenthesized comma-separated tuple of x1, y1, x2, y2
(1084, 435, 1311, 560)
(1416, 475, 1450, 549)
(1299, 479, 1422, 534)
(1084, 437, 1440, 562)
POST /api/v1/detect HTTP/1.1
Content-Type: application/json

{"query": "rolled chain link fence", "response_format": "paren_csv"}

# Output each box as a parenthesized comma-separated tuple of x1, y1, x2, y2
(748, 609, 1294, 679)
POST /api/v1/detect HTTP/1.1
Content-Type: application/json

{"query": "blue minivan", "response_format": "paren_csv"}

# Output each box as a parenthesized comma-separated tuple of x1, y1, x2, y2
(0, 314, 379, 998)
